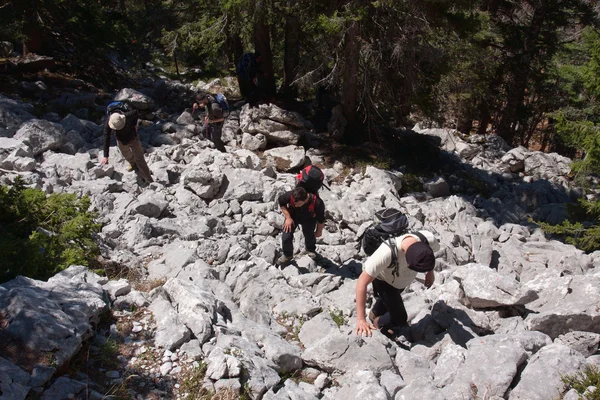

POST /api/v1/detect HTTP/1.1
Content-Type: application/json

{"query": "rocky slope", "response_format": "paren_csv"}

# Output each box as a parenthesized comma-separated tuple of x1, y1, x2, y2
(0, 79, 599, 400)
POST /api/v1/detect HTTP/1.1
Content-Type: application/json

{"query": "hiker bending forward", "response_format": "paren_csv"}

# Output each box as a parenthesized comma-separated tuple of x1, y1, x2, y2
(193, 94, 226, 152)
(355, 230, 439, 337)
(277, 187, 325, 264)
(101, 104, 153, 183)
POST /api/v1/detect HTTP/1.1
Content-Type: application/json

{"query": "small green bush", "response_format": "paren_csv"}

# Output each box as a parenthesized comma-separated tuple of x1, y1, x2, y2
(538, 198, 600, 253)
(329, 308, 346, 328)
(401, 173, 424, 194)
(561, 364, 600, 399)
(0, 178, 100, 283)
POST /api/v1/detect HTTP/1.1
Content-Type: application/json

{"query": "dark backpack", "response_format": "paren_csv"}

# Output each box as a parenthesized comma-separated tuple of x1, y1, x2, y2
(361, 208, 409, 261)
(296, 165, 329, 194)
(207, 95, 224, 119)
(237, 53, 256, 77)
(215, 93, 229, 114)
(106, 101, 130, 115)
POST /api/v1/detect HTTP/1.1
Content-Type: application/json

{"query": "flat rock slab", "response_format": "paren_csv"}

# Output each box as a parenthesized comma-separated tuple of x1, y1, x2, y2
(453, 263, 538, 308)
(525, 275, 600, 339)
(0, 267, 107, 369)
(441, 336, 527, 399)
(508, 343, 585, 400)
(302, 331, 393, 374)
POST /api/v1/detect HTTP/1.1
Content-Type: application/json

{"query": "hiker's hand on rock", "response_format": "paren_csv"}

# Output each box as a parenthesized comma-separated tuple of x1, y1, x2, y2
(425, 270, 434, 288)
(283, 218, 294, 233)
(100, 157, 108, 165)
(315, 228, 323, 238)
(356, 319, 375, 337)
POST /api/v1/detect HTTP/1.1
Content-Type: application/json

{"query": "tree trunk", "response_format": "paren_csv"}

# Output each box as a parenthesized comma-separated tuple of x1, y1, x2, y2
(496, 6, 546, 146)
(232, 35, 243, 67)
(173, 53, 180, 78)
(457, 114, 473, 135)
(477, 103, 491, 136)
(341, 19, 361, 143)
(254, 0, 276, 99)
(225, 16, 244, 70)
(540, 123, 553, 152)
(282, 11, 301, 99)
(523, 112, 543, 147)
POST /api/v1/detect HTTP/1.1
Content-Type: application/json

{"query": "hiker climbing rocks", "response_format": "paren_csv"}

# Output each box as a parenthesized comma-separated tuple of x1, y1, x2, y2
(236, 52, 262, 107)
(355, 230, 439, 338)
(193, 94, 227, 153)
(277, 186, 325, 265)
(101, 101, 153, 183)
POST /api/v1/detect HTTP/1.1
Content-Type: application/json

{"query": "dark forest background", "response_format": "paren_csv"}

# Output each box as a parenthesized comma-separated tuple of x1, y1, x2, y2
(2, 0, 600, 254)
(2, 0, 600, 177)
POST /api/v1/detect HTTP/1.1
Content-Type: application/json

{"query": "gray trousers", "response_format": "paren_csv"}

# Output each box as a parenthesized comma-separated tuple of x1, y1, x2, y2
(201, 121, 226, 152)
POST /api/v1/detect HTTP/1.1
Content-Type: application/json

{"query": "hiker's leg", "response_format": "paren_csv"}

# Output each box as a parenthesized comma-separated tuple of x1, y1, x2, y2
(238, 77, 249, 101)
(200, 121, 208, 138)
(301, 220, 317, 252)
(281, 222, 297, 257)
(370, 297, 387, 319)
(372, 279, 407, 328)
(117, 140, 135, 165)
(370, 279, 388, 323)
(129, 138, 153, 182)
(210, 122, 226, 152)
(248, 82, 260, 107)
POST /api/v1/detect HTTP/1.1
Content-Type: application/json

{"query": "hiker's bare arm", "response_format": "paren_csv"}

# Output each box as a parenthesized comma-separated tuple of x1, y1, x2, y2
(425, 270, 435, 288)
(355, 271, 376, 336)
(280, 206, 294, 232)
(315, 223, 324, 237)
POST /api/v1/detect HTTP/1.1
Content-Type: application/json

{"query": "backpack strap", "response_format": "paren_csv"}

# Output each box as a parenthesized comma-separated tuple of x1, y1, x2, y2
(411, 231, 430, 247)
(308, 194, 316, 217)
(384, 237, 399, 281)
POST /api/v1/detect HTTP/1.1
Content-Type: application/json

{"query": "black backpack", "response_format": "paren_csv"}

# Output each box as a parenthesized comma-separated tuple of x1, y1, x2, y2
(361, 209, 409, 262)
(237, 52, 257, 78)
(296, 165, 329, 194)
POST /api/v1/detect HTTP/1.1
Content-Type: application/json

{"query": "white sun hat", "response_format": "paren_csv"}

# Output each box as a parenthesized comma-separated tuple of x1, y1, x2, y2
(108, 113, 126, 130)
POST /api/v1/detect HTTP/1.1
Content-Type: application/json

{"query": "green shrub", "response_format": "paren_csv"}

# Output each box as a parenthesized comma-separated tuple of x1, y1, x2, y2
(561, 364, 600, 399)
(0, 178, 100, 283)
(401, 173, 424, 194)
(329, 308, 346, 328)
(538, 198, 600, 253)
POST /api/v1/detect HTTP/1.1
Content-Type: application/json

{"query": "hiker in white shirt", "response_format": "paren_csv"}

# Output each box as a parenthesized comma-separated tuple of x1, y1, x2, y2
(355, 230, 439, 337)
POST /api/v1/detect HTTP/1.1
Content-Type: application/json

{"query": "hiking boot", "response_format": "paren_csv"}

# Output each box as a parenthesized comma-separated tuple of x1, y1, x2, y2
(277, 255, 293, 265)
(383, 324, 412, 342)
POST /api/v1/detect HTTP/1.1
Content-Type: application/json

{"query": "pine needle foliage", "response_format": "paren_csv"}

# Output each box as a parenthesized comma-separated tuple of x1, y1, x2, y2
(0, 177, 100, 283)
(538, 198, 600, 253)
(553, 28, 600, 180)
(561, 364, 600, 400)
